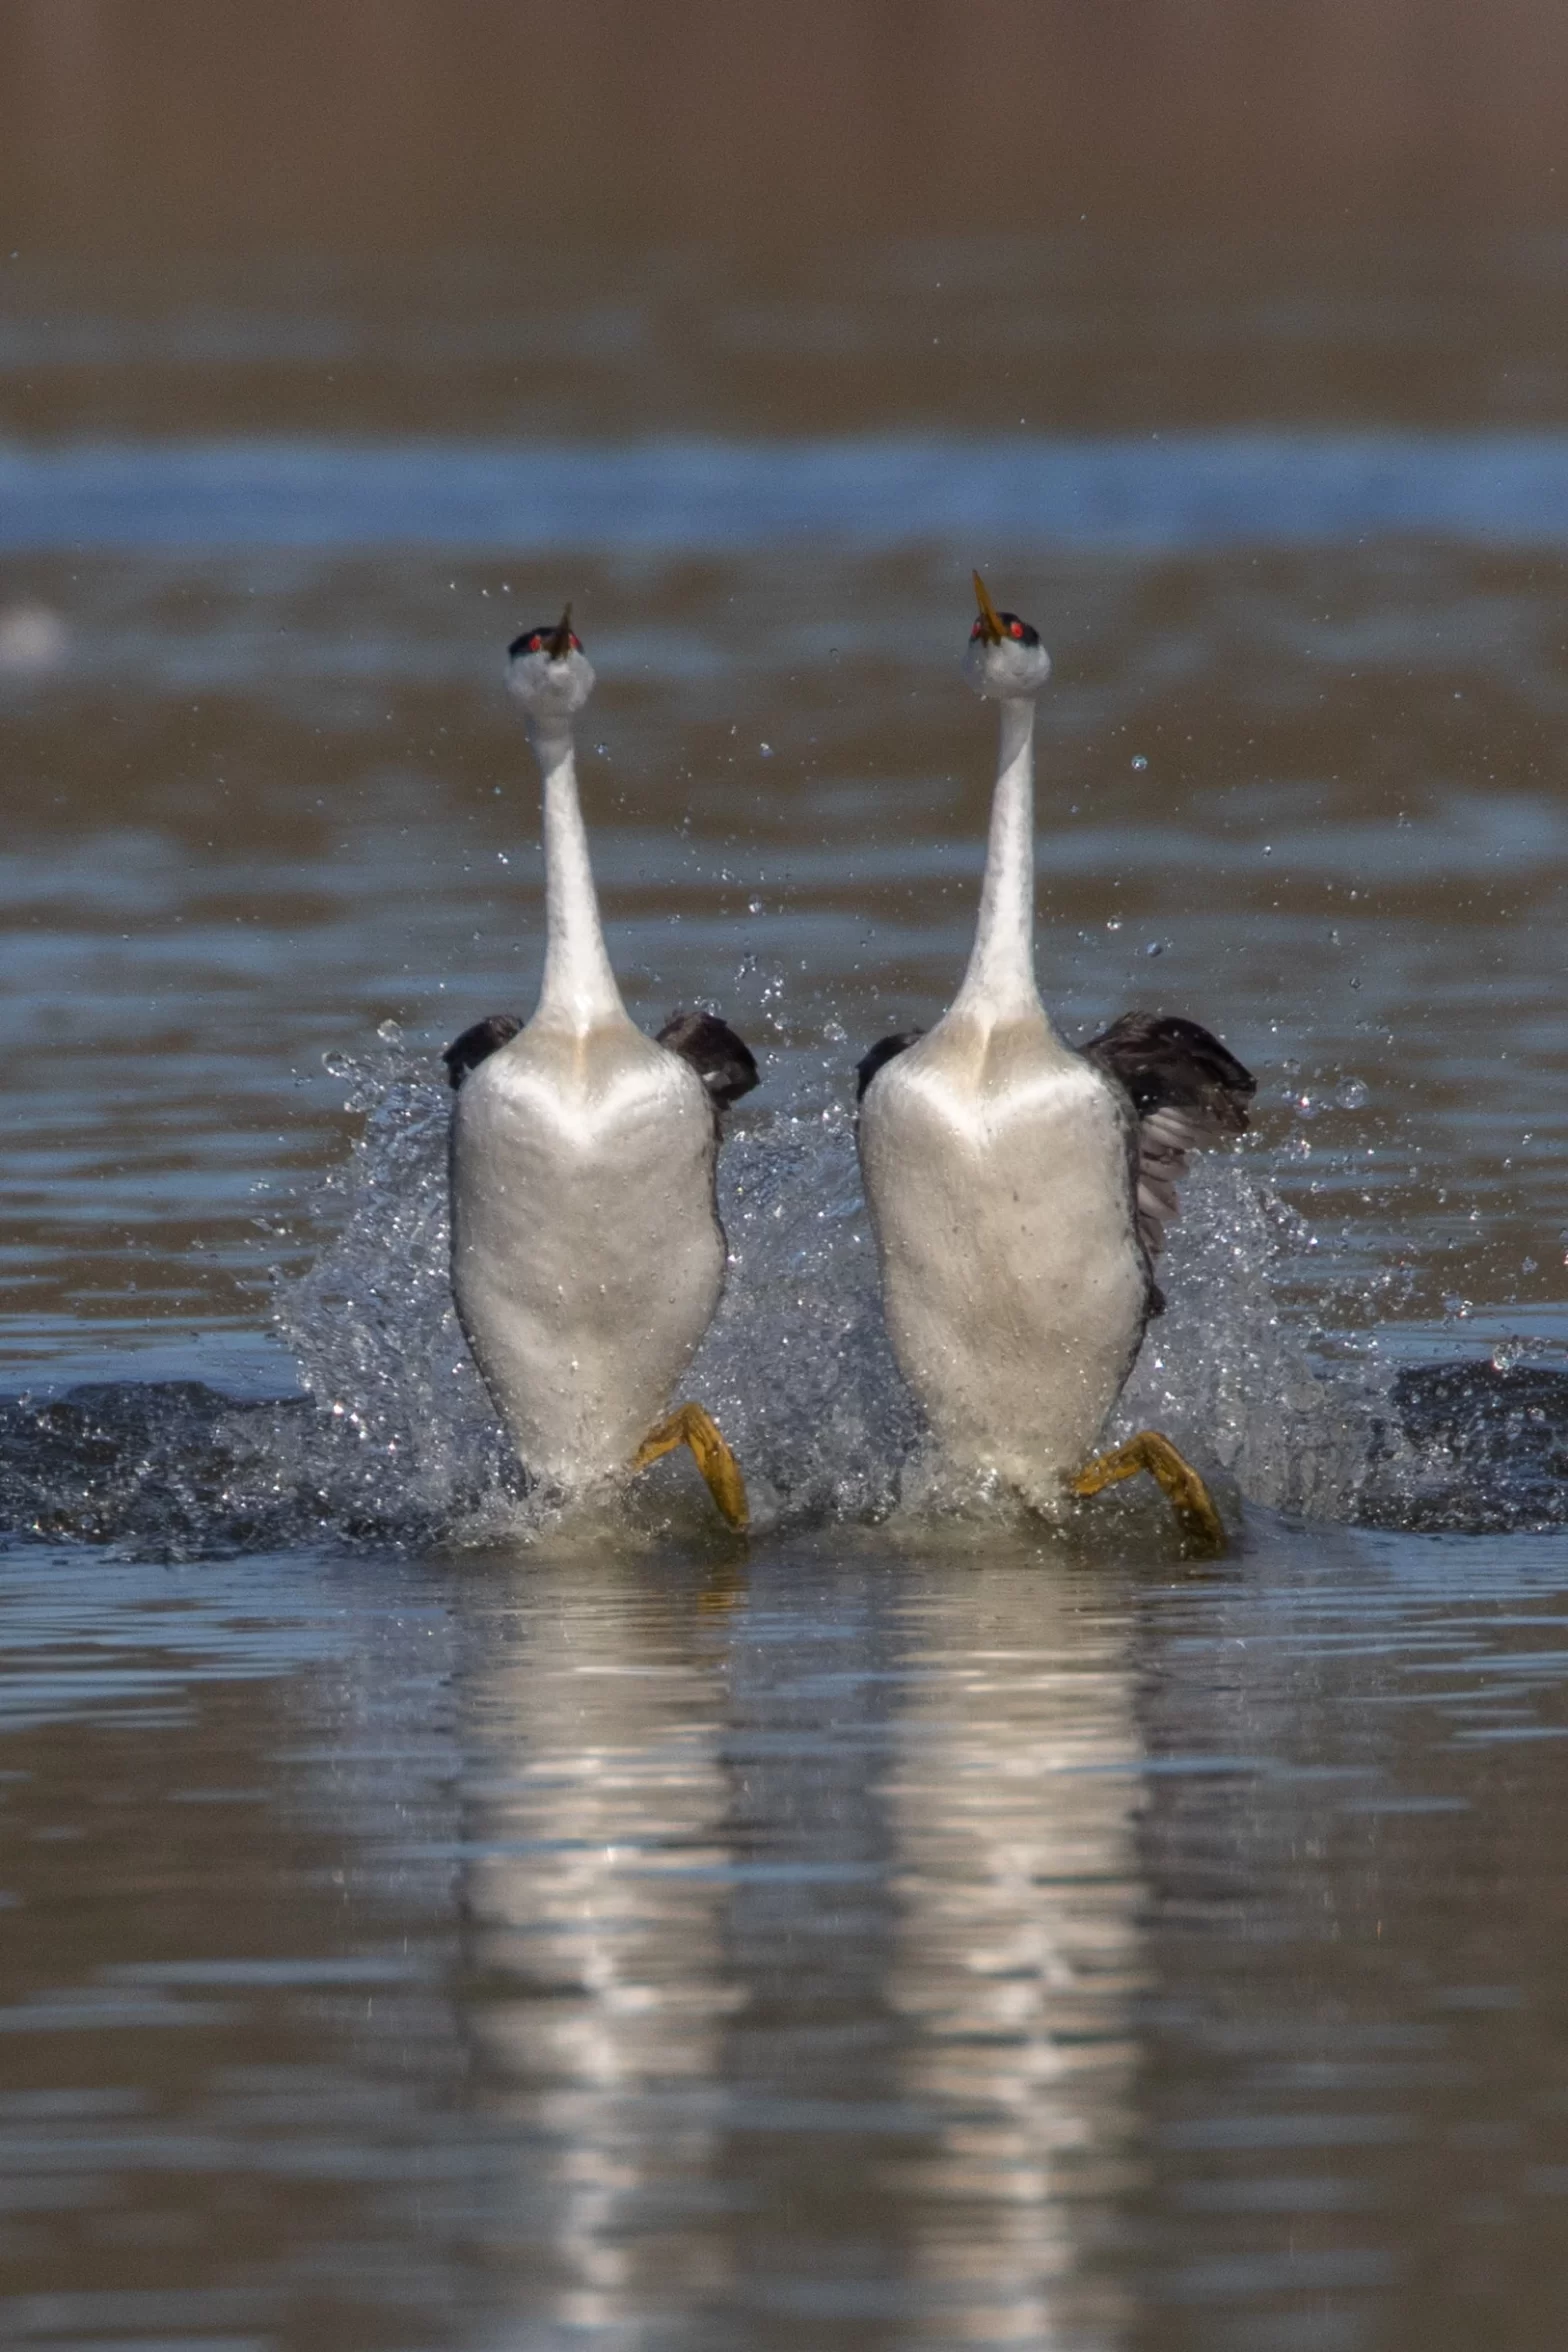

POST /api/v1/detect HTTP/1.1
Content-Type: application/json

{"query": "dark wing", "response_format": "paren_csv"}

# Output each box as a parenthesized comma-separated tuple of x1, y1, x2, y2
(1079, 1012, 1254, 1262)
(855, 1029, 924, 1103)
(657, 1009, 759, 1112)
(442, 1012, 524, 1091)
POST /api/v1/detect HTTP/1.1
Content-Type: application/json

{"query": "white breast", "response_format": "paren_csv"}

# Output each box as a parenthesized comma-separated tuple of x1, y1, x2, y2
(858, 1013, 1148, 1509)
(450, 1020, 725, 1489)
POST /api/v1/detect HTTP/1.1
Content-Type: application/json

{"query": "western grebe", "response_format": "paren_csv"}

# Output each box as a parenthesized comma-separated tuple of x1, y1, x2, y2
(447, 610, 756, 1528)
(856, 575, 1253, 1549)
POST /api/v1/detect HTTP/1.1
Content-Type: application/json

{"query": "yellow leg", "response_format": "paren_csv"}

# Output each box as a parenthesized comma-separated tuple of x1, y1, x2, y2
(632, 1402, 749, 1532)
(1070, 1429, 1227, 1554)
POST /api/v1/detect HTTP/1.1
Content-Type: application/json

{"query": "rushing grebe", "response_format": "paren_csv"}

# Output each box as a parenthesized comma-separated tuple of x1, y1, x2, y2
(447, 610, 756, 1527)
(856, 576, 1253, 1548)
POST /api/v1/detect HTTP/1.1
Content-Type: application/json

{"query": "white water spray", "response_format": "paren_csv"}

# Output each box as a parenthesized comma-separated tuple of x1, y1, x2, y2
(274, 1035, 1406, 1542)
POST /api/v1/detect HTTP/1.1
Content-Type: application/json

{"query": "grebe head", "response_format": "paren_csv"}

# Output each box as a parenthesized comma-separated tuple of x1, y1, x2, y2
(506, 605, 596, 728)
(962, 571, 1051, 701)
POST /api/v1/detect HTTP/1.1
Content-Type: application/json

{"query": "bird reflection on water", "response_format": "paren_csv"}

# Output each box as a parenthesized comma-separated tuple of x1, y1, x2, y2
(457, 1557, 741, 2321)
(449, 1539, 1147, 2343)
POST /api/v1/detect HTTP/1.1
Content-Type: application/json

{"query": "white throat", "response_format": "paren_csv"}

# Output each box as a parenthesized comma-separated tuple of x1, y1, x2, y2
(951, 697, 1047, 1024)
(529, 718, 626, 1031)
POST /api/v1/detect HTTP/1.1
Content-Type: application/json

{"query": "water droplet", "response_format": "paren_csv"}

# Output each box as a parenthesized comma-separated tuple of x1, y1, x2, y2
(748, 898, 764, 915)
(1105, 918, 1122, 932)
(1131, 754, 1148, 770)
(1335, 1077, 1368, 1110)
(1143, 939, 1166, 958)
(593, 741, 609, 757)
(759, 742, 774, 758)
(322, 1050, 350, 1075)
(376, 1019, 403, 1045)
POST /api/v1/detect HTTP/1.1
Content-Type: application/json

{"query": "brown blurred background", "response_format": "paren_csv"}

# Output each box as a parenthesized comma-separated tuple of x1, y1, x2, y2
(6, 0, 1568, 450)
(4, 0, 1568, 253)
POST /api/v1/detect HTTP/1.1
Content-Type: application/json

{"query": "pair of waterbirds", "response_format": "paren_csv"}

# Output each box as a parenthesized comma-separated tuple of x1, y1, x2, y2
(446, 580, 1254, 1549)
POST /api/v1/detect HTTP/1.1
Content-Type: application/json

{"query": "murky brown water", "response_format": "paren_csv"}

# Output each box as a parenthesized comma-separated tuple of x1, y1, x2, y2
(4, 8, 1568, 2346)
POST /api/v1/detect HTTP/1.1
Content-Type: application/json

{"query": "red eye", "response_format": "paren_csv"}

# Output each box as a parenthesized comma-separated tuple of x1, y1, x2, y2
(970, 619, 983, 639)
(1009, 620, 1024, 638)
(528, 633, 543, 651)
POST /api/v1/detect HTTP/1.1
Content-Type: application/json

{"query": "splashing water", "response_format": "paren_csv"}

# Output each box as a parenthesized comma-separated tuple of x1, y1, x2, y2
(274, 1033, 517, 1534)
(4, 1038, 1562, 1558)
(682, 1106, 921, 1529)
(1114, 1158, 1402, 1522)
(274, 1038, 1410, 1540)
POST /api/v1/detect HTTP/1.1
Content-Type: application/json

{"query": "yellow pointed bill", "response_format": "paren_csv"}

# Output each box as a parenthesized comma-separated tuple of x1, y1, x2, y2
(972, 571, 1005, 644)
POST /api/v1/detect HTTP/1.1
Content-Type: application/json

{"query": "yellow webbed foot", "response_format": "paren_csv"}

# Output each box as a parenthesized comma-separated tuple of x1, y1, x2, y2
(1070, 1429, 1227, 1555)
(633, 1402, 749, 1532)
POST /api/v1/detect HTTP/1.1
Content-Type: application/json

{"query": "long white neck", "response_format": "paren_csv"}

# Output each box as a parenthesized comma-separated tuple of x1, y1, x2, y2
(529, 719, 625, 1030)
(952, 697, 1045, 1022)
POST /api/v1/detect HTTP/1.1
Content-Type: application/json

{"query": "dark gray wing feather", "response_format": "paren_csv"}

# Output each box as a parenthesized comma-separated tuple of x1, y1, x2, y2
(1079, 1012, 1254, 1263)
(657, 1009, 759, 1112)
(443, 1013, 523, 1090)
(855, 1029, 925, 1102)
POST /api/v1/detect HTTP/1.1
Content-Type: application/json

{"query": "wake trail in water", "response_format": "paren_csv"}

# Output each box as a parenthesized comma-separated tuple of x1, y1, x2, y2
(2, 1039, 1562, 1557)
